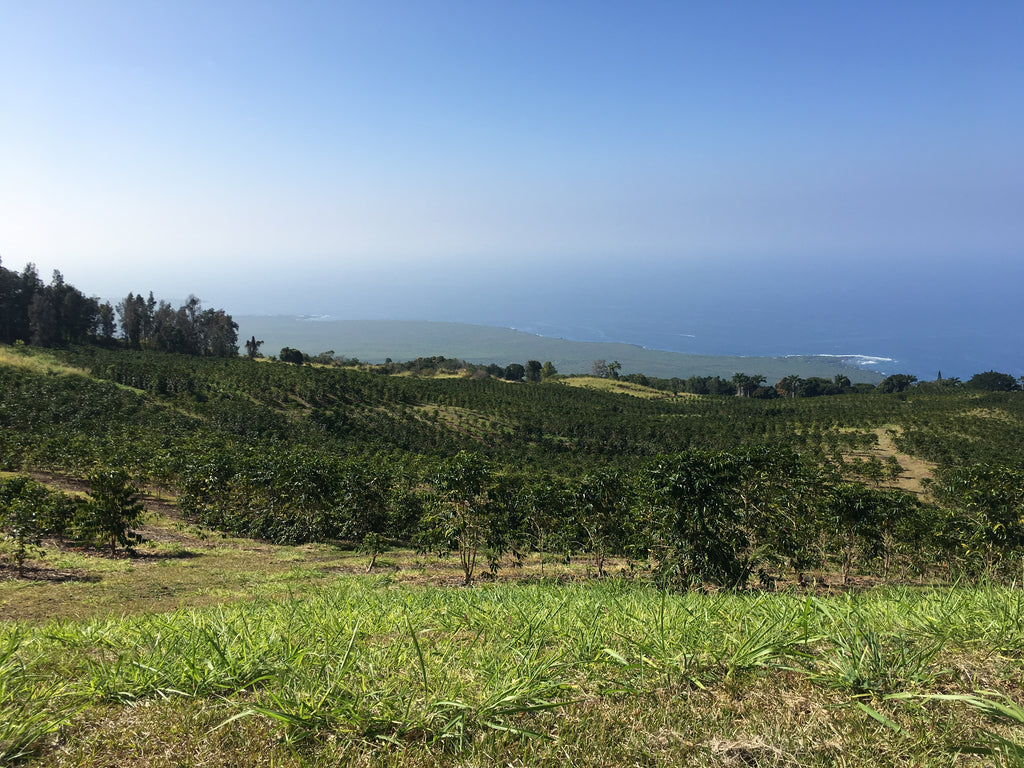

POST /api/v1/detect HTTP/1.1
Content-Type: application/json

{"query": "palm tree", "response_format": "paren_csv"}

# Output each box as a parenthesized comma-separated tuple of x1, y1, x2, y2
(731, 373, 765, 397)
(777, 375, 802, 398)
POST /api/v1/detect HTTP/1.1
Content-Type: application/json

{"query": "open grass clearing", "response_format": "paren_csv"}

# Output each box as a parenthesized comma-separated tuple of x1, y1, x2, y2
(872, 427, 937, 496)
(0, 346, 90, 379)
(559, 376, 689, 400)
(4, 502, 1024, 768)
(410, 404, 511, 439)
(836, 426, 937, 497)
(0, 499, 611, 624)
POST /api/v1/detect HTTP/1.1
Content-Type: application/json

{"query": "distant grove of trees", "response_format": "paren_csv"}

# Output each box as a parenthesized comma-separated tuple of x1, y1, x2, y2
(0, 260, 107, 347)
(613, 369, 1021, 398)
(271, 348, 1018, 398)
(279, 351, 564, 384)
(265, 346, 1022, 398)
(0, 258, 238, 356)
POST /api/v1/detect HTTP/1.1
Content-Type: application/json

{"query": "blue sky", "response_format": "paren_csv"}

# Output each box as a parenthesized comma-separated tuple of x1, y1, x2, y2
(2, 1, 1022, 318)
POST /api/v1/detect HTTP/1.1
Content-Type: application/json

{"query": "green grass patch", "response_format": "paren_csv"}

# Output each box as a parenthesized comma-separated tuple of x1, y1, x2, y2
(0, 345, 90, 379)
(3, 573, 1024, 766)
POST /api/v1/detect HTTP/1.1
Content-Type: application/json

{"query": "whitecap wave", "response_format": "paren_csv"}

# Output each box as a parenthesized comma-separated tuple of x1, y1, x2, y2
(786, 353, 895, 368)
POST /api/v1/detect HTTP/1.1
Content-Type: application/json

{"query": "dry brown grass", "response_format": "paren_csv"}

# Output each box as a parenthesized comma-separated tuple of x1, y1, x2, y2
(410, 404, 511, 439)
(837, 426, 937, 497)
(559, 376, 689, 400)
(0, 345, 88, 378)
(872, 426, 937, 496)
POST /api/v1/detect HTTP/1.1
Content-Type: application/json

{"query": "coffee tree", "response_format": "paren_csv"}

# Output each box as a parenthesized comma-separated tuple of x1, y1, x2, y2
(934, 463, 1024, 575)
(422, 451, 491, 584)
(82, 468, 145, 555)
(650, 450, 751, 589)
(572, 469, 634, 577)
(0, 475, 48, 576)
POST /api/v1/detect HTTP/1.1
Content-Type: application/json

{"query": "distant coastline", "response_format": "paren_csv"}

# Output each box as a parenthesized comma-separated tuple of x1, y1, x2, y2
(483, 320, 904, 376)
(236, 316, 886, 383)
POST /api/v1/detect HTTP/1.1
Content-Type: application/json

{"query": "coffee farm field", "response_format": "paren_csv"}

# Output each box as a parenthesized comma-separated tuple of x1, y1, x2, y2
(3, 344, 1024, 765)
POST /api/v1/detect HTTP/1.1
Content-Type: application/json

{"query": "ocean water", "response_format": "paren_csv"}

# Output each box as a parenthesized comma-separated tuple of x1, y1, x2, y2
(493, 262, 1023, 381)
(239, 254, 1023, 381)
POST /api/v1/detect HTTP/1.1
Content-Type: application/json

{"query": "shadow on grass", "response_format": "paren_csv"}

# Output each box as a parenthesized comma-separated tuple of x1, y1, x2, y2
(130, 547, 203, 561)
(0, 562, 103, 583)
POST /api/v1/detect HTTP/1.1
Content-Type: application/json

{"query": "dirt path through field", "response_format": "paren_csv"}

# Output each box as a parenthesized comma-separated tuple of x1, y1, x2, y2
(871, 427, 936, 496)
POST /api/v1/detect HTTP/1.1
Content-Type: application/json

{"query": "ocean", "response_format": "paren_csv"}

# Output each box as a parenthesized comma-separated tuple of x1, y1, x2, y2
(235, 254, 1023, 381)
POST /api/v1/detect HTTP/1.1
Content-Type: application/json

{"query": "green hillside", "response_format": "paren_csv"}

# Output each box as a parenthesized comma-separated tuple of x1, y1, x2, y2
(235, 316, 886, 382)
(3, 343, 1024, 766)
(2, 342, 1021, 575)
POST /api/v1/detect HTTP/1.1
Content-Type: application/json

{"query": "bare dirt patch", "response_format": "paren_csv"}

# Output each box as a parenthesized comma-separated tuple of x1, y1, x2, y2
(838, 427, 937, 496)
(872, 426, 937, 495)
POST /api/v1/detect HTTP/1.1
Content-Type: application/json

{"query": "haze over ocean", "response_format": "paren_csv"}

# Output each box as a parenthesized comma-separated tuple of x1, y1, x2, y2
(227, 254, 1023, 382)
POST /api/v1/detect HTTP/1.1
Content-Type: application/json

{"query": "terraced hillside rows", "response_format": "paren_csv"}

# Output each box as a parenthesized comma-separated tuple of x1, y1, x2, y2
(3, 344, 1023, 586)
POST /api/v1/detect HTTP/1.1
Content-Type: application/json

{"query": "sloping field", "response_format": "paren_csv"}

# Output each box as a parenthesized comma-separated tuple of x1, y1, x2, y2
(4, 524, 1024, 768)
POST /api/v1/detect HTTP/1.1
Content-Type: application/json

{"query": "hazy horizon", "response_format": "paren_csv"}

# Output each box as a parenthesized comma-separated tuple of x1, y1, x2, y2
(3, 2, 1021, 380)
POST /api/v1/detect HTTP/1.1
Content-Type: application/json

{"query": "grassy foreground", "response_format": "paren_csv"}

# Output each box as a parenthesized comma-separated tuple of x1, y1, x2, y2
(3, 532, 1024, 767)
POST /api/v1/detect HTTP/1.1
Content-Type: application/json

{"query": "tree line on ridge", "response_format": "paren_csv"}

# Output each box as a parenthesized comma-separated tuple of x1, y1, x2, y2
(0, 259, 238, 356)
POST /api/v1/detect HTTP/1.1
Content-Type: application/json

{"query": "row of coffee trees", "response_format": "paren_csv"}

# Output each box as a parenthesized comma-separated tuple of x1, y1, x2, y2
(171, 441, 1024, 587)
(3, 342, 1023, 587)
(0, 470, 144, 575)
(5, 437, 1018, 587)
